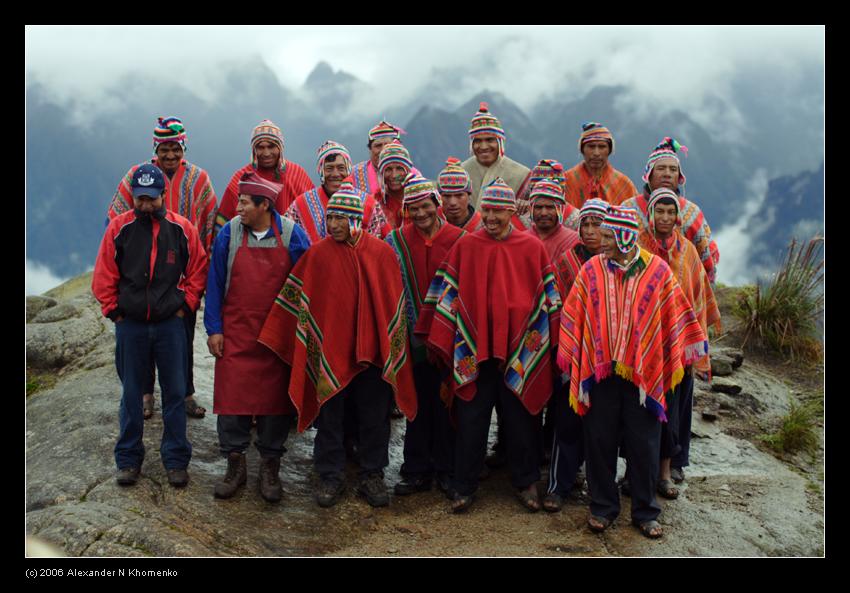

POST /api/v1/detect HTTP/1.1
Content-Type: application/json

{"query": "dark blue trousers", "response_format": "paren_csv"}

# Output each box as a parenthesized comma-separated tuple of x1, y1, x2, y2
(143, 310, 196, 396)
(671, 370, 695, 469)
(114, 316, 192, 470)
(400, 361, 455, 480)
(547, 380, 584, 498)
(313, 366, 393, 484)
(583, 375, 661, 524)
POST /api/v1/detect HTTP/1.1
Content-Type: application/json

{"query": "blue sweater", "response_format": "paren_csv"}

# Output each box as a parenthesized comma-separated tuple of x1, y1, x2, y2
(204, 213, 310, 335)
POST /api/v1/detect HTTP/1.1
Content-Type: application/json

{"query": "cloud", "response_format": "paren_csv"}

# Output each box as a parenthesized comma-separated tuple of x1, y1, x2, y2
(26, 259, 69, 296)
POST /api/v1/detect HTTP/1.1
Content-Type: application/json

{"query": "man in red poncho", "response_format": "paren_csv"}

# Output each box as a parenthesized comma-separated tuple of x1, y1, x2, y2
(416, 178, 562, 513)
(562, 122, 638, 209)
(387, 173, 466, 498)
(258, 185, 417, 509)
(558, 205, 707, 539)
(106, 116, 217, 421)
(215, 119, 314, 236)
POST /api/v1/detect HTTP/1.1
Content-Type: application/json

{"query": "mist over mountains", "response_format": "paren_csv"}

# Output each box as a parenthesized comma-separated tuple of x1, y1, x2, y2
(26, 59, 823, 288)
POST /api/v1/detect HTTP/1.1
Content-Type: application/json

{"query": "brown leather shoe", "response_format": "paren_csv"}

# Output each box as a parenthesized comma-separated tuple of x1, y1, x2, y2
(214, 452, 247, 499)
(258, 456, 282, 503)
(167, 468, 189, 488)
(116, 467, 141, 486)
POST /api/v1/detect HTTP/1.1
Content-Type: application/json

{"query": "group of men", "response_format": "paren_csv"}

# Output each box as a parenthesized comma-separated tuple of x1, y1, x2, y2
(92, 102, 720, 539)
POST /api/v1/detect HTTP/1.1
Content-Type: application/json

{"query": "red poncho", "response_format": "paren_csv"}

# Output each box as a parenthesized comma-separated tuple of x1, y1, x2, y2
(557, 248, 708, 421)
(283, 185, 390, 244)
(258, 232, 417, 432)
(415, 228, 562, 415)
(531, 224, 582, 302)
(563, 162, 638, 209)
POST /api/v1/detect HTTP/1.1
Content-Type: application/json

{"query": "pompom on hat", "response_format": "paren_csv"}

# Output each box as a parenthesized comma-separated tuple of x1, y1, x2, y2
(468, 102, 506, 158)
(437, 157, 472, 194)
(642, 137, 688, 186)
(153, 116, 187, 155)
(602, 206, 641, 254)
(316, 140, 353, 184)
(402, 172, 442, 209)
(479, 177, 517, 212)
(578, 122, 615, 156)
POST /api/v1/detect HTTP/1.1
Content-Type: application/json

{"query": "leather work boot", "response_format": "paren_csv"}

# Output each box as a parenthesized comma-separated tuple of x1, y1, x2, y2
(258, 456, 283, 503)
(214, 452, 247, 499)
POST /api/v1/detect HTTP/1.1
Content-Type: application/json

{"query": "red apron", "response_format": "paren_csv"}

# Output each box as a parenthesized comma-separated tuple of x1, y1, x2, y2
(213, 222, 295, 415)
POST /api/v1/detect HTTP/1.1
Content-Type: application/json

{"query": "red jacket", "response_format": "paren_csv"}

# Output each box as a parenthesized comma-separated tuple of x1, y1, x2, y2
(92, 208, 208, 322)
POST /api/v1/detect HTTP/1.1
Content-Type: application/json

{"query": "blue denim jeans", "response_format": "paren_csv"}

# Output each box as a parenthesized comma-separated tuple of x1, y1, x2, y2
(114, 316, 192, 470)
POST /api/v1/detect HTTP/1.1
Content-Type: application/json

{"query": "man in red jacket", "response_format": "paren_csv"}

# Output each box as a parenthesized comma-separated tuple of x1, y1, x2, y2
(93, 164, 209, 488)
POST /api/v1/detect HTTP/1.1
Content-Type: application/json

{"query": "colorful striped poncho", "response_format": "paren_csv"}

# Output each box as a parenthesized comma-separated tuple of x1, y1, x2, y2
(107, 158, 217, 255)
(560, 243, 596, 296)
(257, 232, 417, 433)
(638, 228, 722, 377)
(415, 228, 562, 415)
(215, 163, 314, 236)
(283, 185, 390, 245)
(386, 221, 466, 363)
(532, 225, 582, 303)
(621, 189, 719, 283)
(557, 248, 708, 421)
(563, 162, 638, 209)
(349, 160, 380, 196)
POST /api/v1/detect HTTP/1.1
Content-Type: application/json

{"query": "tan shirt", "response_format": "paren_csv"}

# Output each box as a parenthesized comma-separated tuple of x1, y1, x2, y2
(462, 155, 531, 209)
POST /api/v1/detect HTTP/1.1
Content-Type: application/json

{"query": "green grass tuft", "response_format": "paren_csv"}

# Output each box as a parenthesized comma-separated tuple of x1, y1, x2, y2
(759, 400, 822, 456)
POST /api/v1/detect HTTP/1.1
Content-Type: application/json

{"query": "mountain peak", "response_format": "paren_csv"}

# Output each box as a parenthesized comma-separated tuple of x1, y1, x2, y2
(304, 61, 360, 89)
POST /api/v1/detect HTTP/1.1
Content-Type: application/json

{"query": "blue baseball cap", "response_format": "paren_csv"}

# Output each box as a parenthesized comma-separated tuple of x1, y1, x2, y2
(131, 164, 166, 198)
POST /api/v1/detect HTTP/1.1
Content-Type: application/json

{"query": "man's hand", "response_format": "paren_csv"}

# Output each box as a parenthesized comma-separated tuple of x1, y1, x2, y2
(176, 309, 186, 318)
(208, 334, 224, 358)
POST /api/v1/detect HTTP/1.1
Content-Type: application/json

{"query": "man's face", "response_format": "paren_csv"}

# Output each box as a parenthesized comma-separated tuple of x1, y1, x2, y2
(652, 203, 678, 237)
(322, 155, 349, 196)
(472, 135, 500, 167)
(579, 216, 604, 253)
(648, 158, 680, 191)
(600, 227, 621, 259)
(236, 194, 268, 229)
(133, 194, 164, 214)
(326, 213, 352, 243)
(481, 207, 513, 239)
(254, 140, 281, 170)
(370, 137, 394, 166)
(442, 191, 470, 222)
(532, 199, 560, 232)
(407, 199, 438, 234)
(582, 140, 611, 171)
(155, 142, 183, 175)
(383, 164, 408, 192)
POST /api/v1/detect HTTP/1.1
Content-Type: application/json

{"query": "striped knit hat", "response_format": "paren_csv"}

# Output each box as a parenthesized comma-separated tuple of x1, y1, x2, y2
(377, 140, 413, 195)
(437, 157, 472, 194)
(520, 158, 567, 202)
(647, 187, 682, 234)
(316, 140, 353, 184)
(602, 206, 641, 254)
(368, 120, 405, 143)
(579, 198, 611, 223)
(479, 177, 516, 212)
(326, 182, 366, 236)
(578, 122, 615, 156)
(642, 137, 688, 186)
(469, 102, 506, 158)
(251, 119, 286, 174)
(402, 173, 442, 209)
(238, 170, 282, 209)
(530, 179, 567, 224)
(153, 116, 187, 154)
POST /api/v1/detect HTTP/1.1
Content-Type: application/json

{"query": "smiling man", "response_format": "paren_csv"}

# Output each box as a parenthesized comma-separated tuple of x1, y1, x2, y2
(416, 178, 562, 514)
(387, 174, 466, 498)
(438, 157, 481, 231)
(461, 102, 530, 208)
(563, 122, 638, 209)
(349, 120, 404, 196)
(204, 171, 310, 503)
(284, 140, 390, 244)
(106, 116, 218, 421)
(258, 184, 417, 509)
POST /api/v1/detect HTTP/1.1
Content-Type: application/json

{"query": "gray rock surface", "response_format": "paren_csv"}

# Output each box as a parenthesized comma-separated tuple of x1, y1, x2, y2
(26, 296, 58, 323)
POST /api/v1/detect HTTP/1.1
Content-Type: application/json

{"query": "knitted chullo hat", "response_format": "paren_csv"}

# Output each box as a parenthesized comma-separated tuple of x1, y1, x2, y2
(479, 177, 517, 212)
(520, 158, 567, 202)
(647, 187, 682, 234)
(437, 157, 472, 194)
(238, 170, 282, 210)
(602, 206, 641, 254)
(469, 102, 506, 158)
(402, 172, 442, 209)
(579, 198, 611, 223)
(377, 140, 413, 195)
(642, 137, 688, 186)
(368, 120, 405, 143)
(326, 181, 366, 236)
(530, 179, 567, 224)
(316, 140, 353, 184)
(153, 116, 187, 155)
(251, 119, 286, 176)
(578, 122, 615, 156)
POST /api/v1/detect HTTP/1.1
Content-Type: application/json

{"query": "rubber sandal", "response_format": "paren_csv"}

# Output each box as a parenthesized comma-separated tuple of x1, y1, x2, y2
(657, 479, 679, 500)
(185, 396, 206, 418)
(542, 492, 563, 513)
(516, 486, 541, 512)
(143, 396, 154, 420)
(451, 494, 474, 513)
(635, 519, 663, 539)
(670, 467, 685, 484)
(588, 515, 612, 533)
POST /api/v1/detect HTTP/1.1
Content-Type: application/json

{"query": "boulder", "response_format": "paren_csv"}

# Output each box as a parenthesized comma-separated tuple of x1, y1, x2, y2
(32, 302, 84, 324)
(711, 379, 743, 396)
(711, 356, 735, 377)
(26, 296, 58, 323)
(26, 305, 106, 370)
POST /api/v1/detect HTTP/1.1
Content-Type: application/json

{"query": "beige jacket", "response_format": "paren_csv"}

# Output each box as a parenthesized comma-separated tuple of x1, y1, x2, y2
(462, 155, 531, 209)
